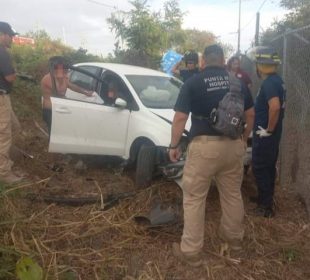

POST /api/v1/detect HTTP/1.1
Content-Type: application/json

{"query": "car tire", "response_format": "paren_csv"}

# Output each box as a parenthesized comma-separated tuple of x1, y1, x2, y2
(135, 144, 156, 188)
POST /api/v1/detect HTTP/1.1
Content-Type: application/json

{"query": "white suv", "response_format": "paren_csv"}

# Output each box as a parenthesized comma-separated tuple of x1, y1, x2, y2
(48, 63, 190, 187)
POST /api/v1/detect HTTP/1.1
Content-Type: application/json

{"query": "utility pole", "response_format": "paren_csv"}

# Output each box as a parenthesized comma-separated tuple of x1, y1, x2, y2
(62, 27, 67, 44)
(237, 0, 241, 55)
(255, 12, 260, 46)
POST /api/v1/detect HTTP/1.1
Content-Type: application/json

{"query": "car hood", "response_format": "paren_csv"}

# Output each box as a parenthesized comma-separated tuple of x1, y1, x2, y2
(149, 109, 191, 132)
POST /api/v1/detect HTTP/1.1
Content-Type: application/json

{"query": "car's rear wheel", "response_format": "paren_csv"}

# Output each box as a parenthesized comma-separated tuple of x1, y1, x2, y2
(135, 144, 156, 188)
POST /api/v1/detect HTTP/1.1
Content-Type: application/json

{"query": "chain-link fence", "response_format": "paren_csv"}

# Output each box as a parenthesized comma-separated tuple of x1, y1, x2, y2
(270, 25, 310, 212)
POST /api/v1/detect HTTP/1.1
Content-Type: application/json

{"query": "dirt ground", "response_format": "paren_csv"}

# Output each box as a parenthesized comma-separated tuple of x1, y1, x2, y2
(0, 113, 310, 279)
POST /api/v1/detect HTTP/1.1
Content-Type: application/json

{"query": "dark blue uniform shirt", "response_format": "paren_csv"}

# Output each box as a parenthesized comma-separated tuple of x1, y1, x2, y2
(254, 74, 286, 138)
(174, 66, 254, 138)
(179, 68, 199, 82)
(0, 45, 15, 93)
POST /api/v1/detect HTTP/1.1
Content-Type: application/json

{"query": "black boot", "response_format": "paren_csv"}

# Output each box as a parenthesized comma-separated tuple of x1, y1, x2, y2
(251, 205, 275, 218)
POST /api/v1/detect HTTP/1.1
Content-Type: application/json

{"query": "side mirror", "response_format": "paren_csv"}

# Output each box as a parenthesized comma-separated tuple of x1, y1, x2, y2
(115, 98, 127, 108)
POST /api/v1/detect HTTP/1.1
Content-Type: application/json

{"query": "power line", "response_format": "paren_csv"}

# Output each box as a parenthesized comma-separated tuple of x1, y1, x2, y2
(85, 0, 117, 9)
(240, 0, 268, 32)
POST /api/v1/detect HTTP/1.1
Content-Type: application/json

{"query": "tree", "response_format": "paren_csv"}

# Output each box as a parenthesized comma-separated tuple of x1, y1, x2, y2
(11, 30, 104, 81)
(107, 0, 165, 67)
(182, 29, 216, 53)
(261, 0, 310, 44)
(161, 0, 186, 50)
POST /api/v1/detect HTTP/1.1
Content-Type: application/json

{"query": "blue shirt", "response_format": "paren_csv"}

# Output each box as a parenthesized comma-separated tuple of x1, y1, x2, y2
(0, 45, 15, 93)
(179, 68, 199, 82)
(254, 73, 286, 137)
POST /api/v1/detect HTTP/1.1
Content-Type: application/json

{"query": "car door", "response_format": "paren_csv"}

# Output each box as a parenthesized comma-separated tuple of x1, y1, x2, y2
(49, 66, 131, 156)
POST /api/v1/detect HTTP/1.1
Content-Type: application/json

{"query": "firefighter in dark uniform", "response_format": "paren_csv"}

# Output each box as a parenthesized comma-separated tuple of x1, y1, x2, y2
(168, 44, 254, 267)
(251, 47, 286, 218)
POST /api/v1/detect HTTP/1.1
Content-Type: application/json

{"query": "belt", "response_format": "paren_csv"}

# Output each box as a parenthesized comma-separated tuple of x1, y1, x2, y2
(0, 89, 7, 95)
(192, 135, 241, 142)
(193, 135, 227, 141)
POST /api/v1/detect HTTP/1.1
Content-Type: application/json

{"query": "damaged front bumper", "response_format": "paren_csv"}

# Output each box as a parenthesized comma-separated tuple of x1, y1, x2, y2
(159, 160, 185, 179)
(155, 146, 185, 180)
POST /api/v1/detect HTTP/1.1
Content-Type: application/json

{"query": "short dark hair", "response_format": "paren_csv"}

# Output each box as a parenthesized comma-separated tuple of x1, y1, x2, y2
(203, 44, 224, 58)
(48, 56, 71, 69)
(227, 56, 240, 71)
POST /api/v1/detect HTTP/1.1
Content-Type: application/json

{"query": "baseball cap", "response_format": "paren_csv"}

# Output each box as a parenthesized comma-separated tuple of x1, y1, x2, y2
(204, 44, 224, 57)
(0, 22, 18, 36)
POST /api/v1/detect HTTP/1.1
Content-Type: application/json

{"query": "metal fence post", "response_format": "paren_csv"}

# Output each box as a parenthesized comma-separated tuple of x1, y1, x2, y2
(279, 30, 287, 186)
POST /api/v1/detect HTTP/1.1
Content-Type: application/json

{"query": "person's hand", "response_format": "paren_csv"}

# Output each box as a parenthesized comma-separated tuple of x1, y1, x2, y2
(256, 126, 272, 138)
(169, 147, 182, 163)
(243, 140, 247, 151)
(84, 90, 94, 97)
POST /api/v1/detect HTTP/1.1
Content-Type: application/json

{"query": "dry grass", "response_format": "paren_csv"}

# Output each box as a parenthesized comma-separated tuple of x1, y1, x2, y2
(0, 119, 309, 280)
(1, 168, 309, 280)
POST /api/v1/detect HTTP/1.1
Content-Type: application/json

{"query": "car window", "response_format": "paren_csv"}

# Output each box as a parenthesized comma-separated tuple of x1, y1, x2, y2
(100, 71, 134, 108)
(69, 66, 101, 91)
(126, 75, 183, 109)
(66, 66, 104, 104)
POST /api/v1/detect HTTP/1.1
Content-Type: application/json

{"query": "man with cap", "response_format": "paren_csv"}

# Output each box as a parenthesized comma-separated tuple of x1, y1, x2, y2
(169, 44, 254, 266)
(250, 47, 286, 218)
(0, 21, 24, 184)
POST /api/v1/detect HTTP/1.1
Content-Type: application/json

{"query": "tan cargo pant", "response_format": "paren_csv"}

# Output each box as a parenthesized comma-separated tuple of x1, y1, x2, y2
(180, 135, 245, 254)
(0, 94, 20, 176)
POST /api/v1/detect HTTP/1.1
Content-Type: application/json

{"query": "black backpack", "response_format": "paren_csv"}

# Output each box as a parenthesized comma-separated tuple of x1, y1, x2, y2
(210, 74, 245, 139)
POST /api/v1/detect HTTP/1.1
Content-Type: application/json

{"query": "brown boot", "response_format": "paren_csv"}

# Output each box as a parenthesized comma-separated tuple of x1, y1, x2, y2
(172, 242, 203, 267)
(218, 230, 242, 251)
(0, 172, 23, 184)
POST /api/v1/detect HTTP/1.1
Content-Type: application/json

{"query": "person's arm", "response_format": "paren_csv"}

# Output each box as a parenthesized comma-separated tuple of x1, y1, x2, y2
(4, 73, 16, 83)
(267, 97, 281, 133)
(242, 84, 254, 143)
(172, 61, 182, 75)
(241, 70, 252, 89)
(68, 81, 94, 96)
(243, 107, 254, 143)
(169, 111, 189, 162)
(40, 75, 54, 109)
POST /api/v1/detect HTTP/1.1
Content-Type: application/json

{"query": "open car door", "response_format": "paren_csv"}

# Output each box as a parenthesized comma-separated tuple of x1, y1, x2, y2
(48, 65, 131, 156)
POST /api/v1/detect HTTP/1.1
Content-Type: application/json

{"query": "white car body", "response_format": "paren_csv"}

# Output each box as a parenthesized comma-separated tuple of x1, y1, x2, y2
(49, 63, 189, 182)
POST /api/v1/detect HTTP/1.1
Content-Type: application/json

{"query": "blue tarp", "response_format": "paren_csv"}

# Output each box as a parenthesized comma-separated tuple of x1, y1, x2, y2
(161, 50, 183, 76)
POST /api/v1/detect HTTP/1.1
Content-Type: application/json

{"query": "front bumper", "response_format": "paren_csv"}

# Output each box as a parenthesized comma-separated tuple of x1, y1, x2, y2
(159, 160, 185, 179)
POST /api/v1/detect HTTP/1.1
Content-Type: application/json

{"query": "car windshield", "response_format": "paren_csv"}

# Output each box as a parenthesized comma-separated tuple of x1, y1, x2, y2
(126, 75, 183, 109)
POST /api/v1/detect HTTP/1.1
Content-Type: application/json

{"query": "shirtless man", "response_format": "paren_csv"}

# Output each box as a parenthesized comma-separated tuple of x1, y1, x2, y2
(40, 56, 93, 135)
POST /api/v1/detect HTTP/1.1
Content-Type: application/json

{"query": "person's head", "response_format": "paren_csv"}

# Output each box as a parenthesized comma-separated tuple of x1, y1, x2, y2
(254, 47, 281, 78)
(183, 50, 199, 70)
(227, 56, 240, 72)
(0, 22, 18, 48)
(201, 44, 225, 68)
(107, 81, 119, 102)
(48, 56, 71, 78)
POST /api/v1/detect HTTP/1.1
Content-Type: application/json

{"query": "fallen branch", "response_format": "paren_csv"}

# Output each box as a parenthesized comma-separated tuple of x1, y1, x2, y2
(26, 191, 137, 210)
(33, 120, 49, 138)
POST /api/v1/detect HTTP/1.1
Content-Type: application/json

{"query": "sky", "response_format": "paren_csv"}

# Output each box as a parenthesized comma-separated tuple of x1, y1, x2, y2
(2, 0, 287, 57)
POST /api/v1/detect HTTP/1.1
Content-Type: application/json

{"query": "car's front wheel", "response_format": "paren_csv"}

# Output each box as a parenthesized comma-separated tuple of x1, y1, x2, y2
(135, 144, 156, 188)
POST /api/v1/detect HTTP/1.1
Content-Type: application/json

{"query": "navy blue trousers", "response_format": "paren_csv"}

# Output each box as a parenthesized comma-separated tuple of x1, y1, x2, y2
(252, 134, 281, 208)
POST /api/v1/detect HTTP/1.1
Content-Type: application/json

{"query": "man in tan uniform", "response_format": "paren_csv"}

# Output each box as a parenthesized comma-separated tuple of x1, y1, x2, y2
(169, 45, 254, 266)
(0, 22, 23, 184)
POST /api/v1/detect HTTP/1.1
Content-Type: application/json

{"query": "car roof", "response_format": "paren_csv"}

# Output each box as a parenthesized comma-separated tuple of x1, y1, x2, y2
(75, 62, 168, 77)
